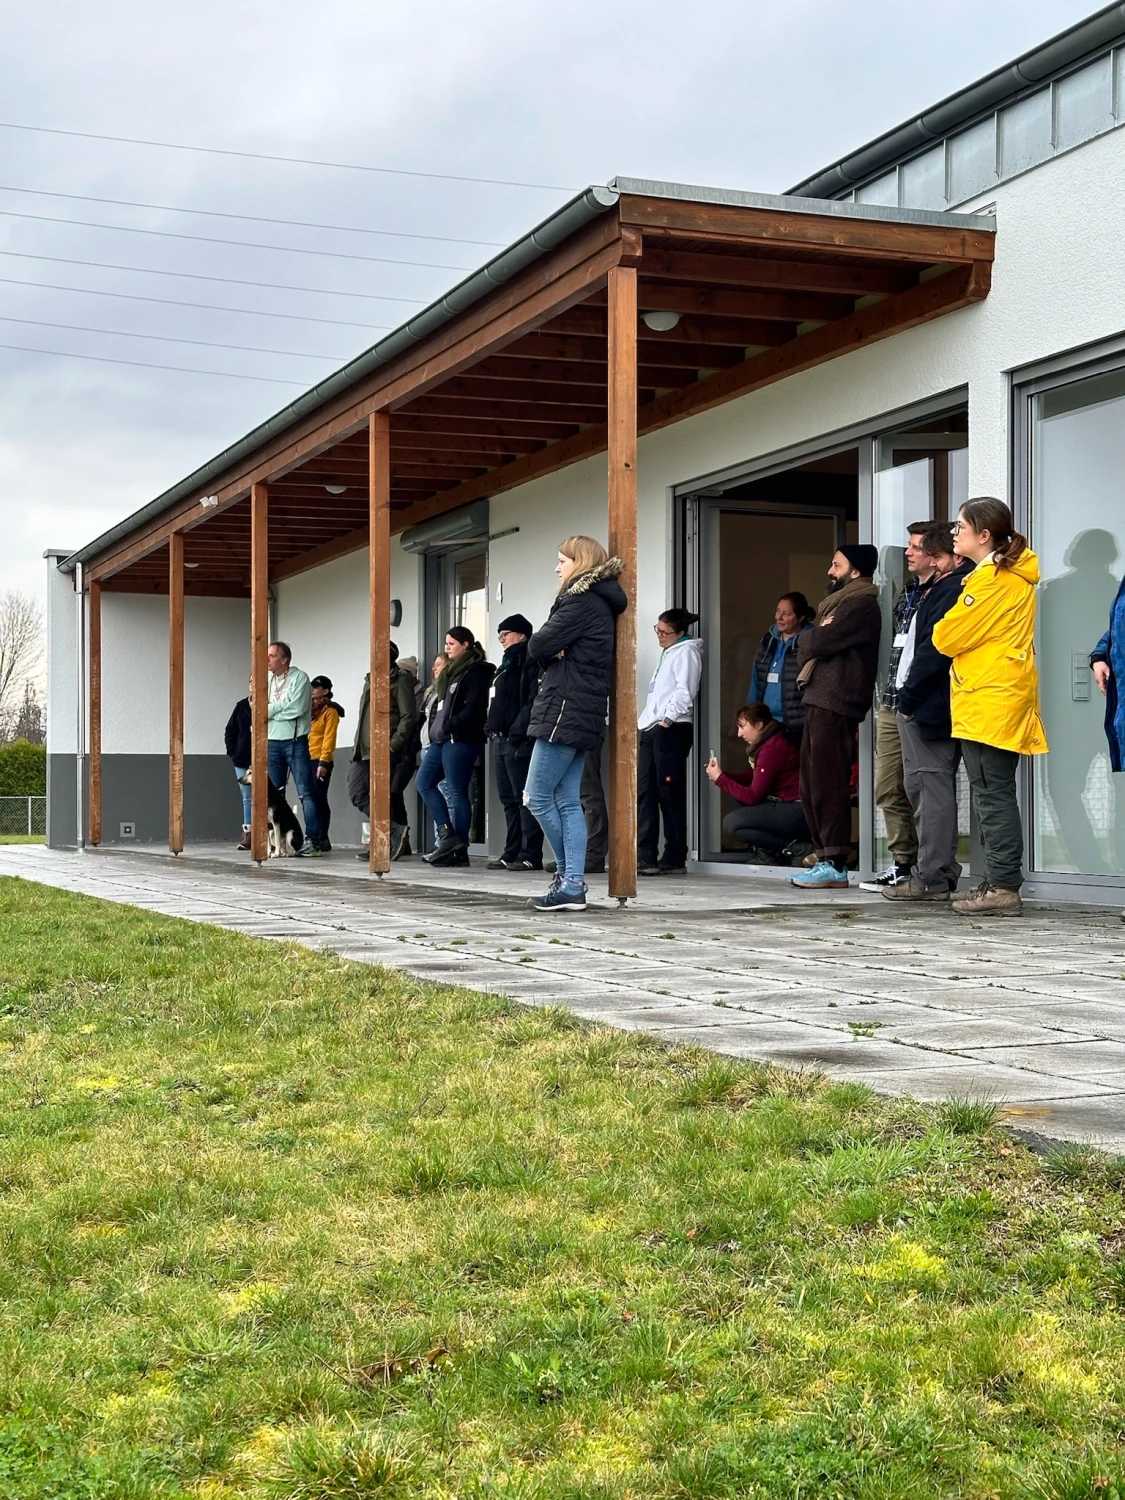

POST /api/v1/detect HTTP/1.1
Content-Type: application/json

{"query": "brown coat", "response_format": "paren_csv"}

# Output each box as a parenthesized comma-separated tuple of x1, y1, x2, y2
(796, 581, 881, 722)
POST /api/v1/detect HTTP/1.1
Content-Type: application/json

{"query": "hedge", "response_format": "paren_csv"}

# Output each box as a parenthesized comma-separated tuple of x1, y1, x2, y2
(0, 740, 47, 796)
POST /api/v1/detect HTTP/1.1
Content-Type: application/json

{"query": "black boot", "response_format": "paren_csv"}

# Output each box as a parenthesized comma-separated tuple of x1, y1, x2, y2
(423, 824, 466, 865)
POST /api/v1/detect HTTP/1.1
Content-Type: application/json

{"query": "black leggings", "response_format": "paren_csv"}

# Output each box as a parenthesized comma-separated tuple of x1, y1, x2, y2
(722, 800, 809, 852)
(637, 723, 693, 868)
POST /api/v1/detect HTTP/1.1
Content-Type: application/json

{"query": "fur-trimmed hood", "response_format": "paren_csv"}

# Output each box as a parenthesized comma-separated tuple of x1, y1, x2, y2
(561, 556, 625, 597)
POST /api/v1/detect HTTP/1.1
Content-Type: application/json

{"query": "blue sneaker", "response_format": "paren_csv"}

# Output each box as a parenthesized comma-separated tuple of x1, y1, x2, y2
(789, 859, 849, 889)
(528, 878, 588, 913)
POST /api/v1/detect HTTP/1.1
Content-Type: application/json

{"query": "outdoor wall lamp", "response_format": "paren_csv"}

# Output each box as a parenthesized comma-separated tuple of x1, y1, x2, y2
(324, 482, 347, 495)
(641, 310, 681, 332)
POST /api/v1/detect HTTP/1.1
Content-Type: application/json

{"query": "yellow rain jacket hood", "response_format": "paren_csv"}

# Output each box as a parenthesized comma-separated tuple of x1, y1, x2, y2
(932, 548, 1048, 756)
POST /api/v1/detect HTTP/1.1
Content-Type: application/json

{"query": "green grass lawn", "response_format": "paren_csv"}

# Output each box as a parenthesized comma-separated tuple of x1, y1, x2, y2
(2, 878, 1125, 1500)
(0, 834, 45, 844)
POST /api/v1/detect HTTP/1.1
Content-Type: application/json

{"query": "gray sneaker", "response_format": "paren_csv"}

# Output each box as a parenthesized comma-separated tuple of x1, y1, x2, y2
(528, 879, 587, 913)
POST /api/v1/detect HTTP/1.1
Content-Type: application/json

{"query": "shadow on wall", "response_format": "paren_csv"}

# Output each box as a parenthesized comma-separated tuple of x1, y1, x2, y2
(1039, 528, 1125, 874)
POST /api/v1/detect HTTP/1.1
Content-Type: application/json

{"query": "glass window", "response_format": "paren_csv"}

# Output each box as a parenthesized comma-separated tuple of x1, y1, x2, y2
(1117, 48, 1125, 122)
(1055, 55, 1115, 150)
(1000, 89, 1053, 176)
(901, 146, 946, 210)
(948, 117, 998, 203)
(1030, 365, 1125, 876)
(856, 171, 898, 207)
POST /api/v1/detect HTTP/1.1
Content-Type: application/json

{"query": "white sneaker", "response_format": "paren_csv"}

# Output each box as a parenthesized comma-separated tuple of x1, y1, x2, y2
(858, 864, 912, 893)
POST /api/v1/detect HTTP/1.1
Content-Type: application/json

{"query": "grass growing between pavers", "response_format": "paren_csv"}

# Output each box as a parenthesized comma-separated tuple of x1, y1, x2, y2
(1, 880, 1125, 1500)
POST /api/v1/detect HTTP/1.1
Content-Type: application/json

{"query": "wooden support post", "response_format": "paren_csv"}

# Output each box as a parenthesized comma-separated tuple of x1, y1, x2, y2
(369, 411, 392, 874)
(250, 483, 270, 863)
(168, 532, 185, 855)
(88, 578, 102, 846)
(607, 263, 638, 901)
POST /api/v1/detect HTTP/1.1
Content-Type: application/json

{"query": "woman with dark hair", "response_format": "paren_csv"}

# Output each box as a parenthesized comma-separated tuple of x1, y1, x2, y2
(637, 607, 703, 876)
(705, 703, 809, 862)
(524, 535, 627, 913)
(747, 592, 814, 741)
(308, 675, 345, 852)
(417, 626, 494, 867)
(933, 497, 1048, 917)
(224, 678, 254, 851)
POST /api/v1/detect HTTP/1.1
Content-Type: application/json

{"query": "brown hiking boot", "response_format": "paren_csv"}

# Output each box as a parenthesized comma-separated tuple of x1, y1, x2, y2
(951, 882, 1022, 917)
(881, 877, 949, 902)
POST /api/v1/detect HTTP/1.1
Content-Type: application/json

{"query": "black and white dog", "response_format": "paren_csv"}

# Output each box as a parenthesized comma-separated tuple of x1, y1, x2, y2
(238, 770, 305, 857)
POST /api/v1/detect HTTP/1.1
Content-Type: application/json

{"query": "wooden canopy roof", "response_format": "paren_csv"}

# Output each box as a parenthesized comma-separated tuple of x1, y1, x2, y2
(69, 180, 995, 595)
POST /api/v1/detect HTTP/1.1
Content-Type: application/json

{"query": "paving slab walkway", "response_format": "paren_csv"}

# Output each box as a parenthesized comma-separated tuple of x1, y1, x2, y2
(6, 842, 1125, 1150)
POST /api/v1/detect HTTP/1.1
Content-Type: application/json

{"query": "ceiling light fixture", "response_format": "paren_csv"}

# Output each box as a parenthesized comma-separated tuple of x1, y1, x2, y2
(641, 309, 681, 333)
(324, 482, 347, 495)
(184, 561, 199, 568)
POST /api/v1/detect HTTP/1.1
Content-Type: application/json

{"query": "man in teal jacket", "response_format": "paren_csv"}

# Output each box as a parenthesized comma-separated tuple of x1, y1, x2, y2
(266, 640, 320, 852)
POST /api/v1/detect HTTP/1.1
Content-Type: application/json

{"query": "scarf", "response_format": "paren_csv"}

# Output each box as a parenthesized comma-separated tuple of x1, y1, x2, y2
(433, 642, 484, 702)
(796, 577, 879, 689)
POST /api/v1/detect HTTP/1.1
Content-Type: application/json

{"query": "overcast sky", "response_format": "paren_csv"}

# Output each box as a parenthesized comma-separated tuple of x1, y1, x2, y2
(0, 0, 1101, 611)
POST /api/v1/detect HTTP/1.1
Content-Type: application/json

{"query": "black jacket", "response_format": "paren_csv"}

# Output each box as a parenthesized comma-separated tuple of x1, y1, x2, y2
(484, 639, 539, 750)
(430, 658, 495, 745)
(896, 559, 975, 740)
(224, 698, 251, 766)
(527, 558, 628, 752)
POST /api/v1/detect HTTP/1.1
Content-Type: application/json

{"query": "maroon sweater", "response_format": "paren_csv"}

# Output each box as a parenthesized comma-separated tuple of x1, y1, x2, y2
(715, 728, 801, 806)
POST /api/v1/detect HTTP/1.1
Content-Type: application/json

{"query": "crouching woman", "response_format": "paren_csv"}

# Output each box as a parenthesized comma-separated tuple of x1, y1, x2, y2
(524, 536, 627, 913)
(705, 703, 809, 863)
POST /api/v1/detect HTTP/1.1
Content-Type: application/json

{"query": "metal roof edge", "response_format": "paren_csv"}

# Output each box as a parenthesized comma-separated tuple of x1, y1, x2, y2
(786, 0, 1125, 198)
(59, 182, 620, 574)
(611, 175, 994, 229)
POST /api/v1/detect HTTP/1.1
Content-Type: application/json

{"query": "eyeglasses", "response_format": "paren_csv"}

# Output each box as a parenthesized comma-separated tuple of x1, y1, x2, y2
(951, 520, 967, 534)
(654, 626, 678, 638)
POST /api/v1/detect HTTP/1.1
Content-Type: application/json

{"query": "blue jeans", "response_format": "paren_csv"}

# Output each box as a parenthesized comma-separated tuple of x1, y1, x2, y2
(234, 765, 252, 825)
(417, 741, 480, 843)
(524, 739, 587, 884)
(268, 735, 321, 845)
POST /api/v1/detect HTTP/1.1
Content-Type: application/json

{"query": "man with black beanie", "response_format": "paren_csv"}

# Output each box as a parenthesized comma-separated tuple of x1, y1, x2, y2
(790, 543, 882, 889)
(484, 614, 544, 870)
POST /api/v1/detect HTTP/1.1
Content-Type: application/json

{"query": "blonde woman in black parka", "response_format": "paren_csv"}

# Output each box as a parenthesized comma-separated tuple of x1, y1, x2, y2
(524, 535, 627, 913)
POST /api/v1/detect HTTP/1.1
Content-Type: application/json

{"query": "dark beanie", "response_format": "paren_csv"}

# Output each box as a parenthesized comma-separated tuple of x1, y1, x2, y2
(836, 543, 879, 578)
(389, 641, 399, 664)
(498, 613, 534, 636)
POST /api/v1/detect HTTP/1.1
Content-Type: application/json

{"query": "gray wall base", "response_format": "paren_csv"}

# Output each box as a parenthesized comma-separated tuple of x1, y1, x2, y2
(48, 753, 373, 848)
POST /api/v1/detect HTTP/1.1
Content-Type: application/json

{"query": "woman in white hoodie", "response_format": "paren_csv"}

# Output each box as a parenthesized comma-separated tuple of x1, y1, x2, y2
(637, 608, 703, 876)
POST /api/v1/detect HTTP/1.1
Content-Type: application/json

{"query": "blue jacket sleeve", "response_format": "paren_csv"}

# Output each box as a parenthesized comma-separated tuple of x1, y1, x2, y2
(1091, 626, 1111, 665)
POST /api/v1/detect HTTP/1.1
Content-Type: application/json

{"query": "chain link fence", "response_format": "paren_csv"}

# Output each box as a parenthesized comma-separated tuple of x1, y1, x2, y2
(0, 796, 46, 837)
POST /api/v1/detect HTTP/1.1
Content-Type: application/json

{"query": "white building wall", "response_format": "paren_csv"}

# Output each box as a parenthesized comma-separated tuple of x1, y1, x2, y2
(275, 535, 422, 747)
(46, 556, 78, 755)
(96, 594, 249, 755)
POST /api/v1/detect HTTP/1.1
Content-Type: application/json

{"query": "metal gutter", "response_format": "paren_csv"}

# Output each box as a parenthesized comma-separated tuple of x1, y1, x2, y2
(611, 175, 993, 230)
(787, 0, 1125, 199)
(59, 175, 996, 575)
(59, 183, 620, 573)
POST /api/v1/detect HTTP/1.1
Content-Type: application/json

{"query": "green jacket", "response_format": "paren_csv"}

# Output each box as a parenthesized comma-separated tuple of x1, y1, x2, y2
(353, 664, 418, 760)
(267, 666, 311, 741)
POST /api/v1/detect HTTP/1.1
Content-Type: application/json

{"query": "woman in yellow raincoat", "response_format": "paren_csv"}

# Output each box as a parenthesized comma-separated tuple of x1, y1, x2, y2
(933, 497, 1047, 918)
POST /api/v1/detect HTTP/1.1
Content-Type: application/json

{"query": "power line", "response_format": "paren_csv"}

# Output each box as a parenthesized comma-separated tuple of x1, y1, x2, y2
(0, 312, 348, 361)
(0, 248, 433, 303)
(0, 120, 576, 192)
(0, 274, 391, 329)
(0, 340, 306, 384)
(0, 206, 476, 272)
(0, 182, 506, 248)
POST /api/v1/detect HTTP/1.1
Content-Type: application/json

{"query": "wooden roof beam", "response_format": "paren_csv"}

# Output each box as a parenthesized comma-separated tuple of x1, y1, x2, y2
(617, 193, 997, 265)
